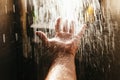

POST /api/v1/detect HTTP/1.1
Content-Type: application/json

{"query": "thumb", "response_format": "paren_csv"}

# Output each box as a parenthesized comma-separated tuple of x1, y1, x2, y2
(36, 31, 48, 45)
(76, 24, 87, 39)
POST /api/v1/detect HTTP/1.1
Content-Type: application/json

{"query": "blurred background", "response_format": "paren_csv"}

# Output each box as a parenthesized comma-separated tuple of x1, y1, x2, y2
(0, 0, 120, 80)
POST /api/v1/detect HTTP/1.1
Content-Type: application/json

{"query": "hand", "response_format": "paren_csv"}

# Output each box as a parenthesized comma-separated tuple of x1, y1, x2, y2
(36, 18, 87, 56)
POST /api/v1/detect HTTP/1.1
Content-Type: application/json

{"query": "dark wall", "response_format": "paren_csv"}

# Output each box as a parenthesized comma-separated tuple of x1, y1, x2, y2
(100, 0, 120, 80)
(0, 0, 23, 80)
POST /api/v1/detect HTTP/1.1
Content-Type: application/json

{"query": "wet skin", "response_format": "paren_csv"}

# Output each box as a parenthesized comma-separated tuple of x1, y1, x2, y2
(36, 18, 87, 80)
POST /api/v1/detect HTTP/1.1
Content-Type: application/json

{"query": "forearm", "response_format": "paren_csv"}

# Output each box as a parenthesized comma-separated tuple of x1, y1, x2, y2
(45, 52, 76, 80)
(45, 64, 76, 80)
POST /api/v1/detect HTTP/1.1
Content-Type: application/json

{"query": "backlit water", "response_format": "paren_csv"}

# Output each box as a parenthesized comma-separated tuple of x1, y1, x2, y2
(31, 0, 118, 79)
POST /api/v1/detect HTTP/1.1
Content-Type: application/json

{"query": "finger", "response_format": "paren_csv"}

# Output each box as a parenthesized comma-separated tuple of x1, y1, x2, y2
(75, 24, 87, 39)
(69, 21, 75, 34)
(55, 18, 61, 33)
(63, 20, 68, 32)
(36, 31, 48, 45)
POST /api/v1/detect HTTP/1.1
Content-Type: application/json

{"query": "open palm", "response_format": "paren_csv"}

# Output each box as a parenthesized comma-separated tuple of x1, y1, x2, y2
(36, 18, 87, 56)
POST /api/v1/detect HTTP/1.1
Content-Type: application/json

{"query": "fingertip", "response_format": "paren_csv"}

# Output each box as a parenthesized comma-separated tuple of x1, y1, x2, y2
(82, 24, 87, 28)
(76, 24, 87, 39)
(36, 31, 47, 39)
(57, 17, 61, 23)
(36, 31, 39, 35)
(55, 17, 61, 33)
(36, 31, 43, 36)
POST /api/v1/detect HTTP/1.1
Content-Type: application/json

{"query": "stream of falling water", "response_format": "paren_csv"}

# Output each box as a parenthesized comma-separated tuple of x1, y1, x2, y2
(32, 0, 117, 79)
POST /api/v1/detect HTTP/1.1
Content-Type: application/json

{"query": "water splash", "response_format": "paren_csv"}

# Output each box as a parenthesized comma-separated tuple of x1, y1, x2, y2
(32, 0, 117, 79)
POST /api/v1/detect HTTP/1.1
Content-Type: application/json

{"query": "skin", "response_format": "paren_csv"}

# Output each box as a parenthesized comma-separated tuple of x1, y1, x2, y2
(36, 18, 87, 80)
